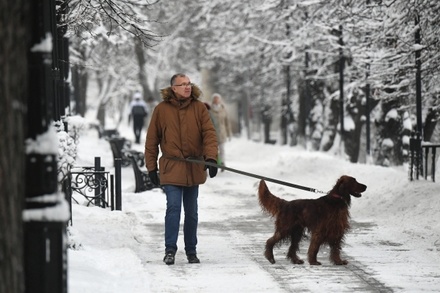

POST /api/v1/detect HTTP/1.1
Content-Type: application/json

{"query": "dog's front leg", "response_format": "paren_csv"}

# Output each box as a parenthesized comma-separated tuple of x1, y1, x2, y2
(307, 234, 322, 265)
(329, 241, 348, 265)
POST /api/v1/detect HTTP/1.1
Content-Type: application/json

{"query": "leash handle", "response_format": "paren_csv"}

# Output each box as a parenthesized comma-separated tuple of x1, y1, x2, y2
(181, 157, 326, 194)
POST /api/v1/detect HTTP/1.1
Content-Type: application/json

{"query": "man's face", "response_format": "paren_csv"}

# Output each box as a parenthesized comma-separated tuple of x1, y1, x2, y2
(172, 76, 192, 99)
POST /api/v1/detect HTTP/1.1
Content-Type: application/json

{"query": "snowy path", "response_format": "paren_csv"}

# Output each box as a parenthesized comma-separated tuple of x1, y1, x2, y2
(68, 129, 440, 292)
(128, 182, 395, 292)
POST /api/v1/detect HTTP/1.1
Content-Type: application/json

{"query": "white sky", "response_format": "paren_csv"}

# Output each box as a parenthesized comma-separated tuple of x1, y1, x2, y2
(67, 120, 440, 292)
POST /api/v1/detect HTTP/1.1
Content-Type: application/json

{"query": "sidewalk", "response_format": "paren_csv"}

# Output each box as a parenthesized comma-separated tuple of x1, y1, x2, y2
(68, 129, 440, 292)
(129, 179, 394, 293)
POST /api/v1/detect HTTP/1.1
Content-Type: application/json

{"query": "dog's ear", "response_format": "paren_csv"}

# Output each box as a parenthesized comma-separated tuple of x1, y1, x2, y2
(336, 176, 351, 196)
(337, 181, 346, 195)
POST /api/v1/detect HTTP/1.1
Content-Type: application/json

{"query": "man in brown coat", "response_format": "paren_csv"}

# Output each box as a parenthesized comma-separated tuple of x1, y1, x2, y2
(144, 73, 218, 265)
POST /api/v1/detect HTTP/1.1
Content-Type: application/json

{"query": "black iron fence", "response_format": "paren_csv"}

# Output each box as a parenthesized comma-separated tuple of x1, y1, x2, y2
(62, 139, 162, 225)
(69, 167, 111, 206)
(409, 133, 439, 182)
(422, 143, 440, 182)
(62, 157, 122, 225)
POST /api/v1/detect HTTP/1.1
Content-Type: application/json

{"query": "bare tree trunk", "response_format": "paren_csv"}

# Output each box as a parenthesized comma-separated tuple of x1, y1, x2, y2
(280, 94, 294, 145)
(0, 1, 29, 293)
(71, 45, 88, 117)
(134, 39, 153, 100)
(374, 99, 405, 166)
(344, 125, 362, 163)
(71, 64, 88, 116)
(297, 77, 308, 146)
(201, 67, 215, 103)
(344, 91, 367, 163)
(321, 98, 339, 151)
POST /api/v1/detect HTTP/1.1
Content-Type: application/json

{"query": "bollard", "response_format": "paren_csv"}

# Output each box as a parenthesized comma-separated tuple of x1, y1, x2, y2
(110, 174, 115, 211)
(94, 157, 102, 207)
(433, 147, 437, 182)
(409, 135, 422, 180)
(115, 158, 122, 210)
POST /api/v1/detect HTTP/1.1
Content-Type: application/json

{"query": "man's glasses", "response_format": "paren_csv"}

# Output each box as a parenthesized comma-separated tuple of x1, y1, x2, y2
(174, 83, 193, 87)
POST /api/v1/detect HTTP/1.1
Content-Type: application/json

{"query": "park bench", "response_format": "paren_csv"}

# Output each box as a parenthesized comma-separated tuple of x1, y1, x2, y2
(108, 137, 133, 167)
(101, 129, 119, 139)
(89, 122, 119, 139)
(126, 151, 162, 193)
(107, 137, 161, 192)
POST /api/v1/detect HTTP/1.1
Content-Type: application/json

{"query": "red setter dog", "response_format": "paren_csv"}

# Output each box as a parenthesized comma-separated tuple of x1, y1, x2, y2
(258, 175, 367, 265)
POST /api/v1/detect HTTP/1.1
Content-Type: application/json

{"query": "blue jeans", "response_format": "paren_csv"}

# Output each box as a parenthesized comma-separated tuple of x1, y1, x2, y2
(163, 185, 199, 255)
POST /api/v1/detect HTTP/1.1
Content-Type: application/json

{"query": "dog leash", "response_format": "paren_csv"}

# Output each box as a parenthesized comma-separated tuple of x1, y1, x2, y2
(171, 157, 326, 194)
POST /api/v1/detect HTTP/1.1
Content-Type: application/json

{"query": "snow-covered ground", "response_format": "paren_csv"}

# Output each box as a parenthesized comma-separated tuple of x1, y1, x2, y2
(67, 124, 440, 292)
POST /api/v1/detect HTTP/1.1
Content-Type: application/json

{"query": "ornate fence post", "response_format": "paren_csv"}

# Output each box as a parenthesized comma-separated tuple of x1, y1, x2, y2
(110, 174, 115, 210)
(115, 158, 122, 210)
(24, 1, 68, 292)
(409, 132, 422, 181)
(94, 157, 102, 207)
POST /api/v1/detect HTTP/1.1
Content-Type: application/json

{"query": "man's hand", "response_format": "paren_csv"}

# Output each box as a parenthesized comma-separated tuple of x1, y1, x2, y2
(149, 169, 160, 186)
(205, 159, 218, 178)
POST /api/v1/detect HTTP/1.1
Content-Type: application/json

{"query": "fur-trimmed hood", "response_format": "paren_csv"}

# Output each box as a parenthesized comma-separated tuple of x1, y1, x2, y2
(160, 84, 203, 102)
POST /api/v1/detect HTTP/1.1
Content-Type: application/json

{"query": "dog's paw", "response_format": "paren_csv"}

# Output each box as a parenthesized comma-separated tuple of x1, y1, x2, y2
(266, 257, 276, 264)
(309, 261, 322, 265)
(334, 259, 348, 265)
(265, 255, 276, 264)
(292, 258, 304, 265)
(264, 251, 276, 264)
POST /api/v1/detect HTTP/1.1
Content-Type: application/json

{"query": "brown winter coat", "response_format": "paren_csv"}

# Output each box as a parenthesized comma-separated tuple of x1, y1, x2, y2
(144, 84, 218, 186)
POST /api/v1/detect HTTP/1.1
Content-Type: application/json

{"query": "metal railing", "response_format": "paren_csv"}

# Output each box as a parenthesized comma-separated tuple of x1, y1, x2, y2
(62, 157, 122, 225)
(422, 143, 440, 182)
(409, 134, 439, 182)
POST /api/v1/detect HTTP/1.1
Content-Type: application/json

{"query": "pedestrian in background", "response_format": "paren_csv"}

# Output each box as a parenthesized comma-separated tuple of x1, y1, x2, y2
(129, 92, 149, 144)
(144, 73, 218, 265)
(210, 93, 232, 169)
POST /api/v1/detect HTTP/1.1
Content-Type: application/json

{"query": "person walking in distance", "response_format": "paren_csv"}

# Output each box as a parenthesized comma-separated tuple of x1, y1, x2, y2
(144, 73, 218, 265)
(129, 92, 149, 144)
(210, 93, 232, 170)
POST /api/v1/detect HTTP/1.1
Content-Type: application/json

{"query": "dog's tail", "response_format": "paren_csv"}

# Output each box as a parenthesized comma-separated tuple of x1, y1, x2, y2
(258, 179, 286, 217)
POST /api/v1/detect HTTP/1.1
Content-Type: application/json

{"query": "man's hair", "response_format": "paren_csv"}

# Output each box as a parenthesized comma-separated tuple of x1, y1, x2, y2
(170, 73, 186, 86)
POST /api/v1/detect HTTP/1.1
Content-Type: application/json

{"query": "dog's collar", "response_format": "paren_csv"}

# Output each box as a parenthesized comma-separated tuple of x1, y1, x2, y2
(330, 193, 349, 205)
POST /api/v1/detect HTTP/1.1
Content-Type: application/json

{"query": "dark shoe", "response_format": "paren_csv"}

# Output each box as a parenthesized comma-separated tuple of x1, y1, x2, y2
(163, 252, 175, 265)
(187, 254, 200, 264)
